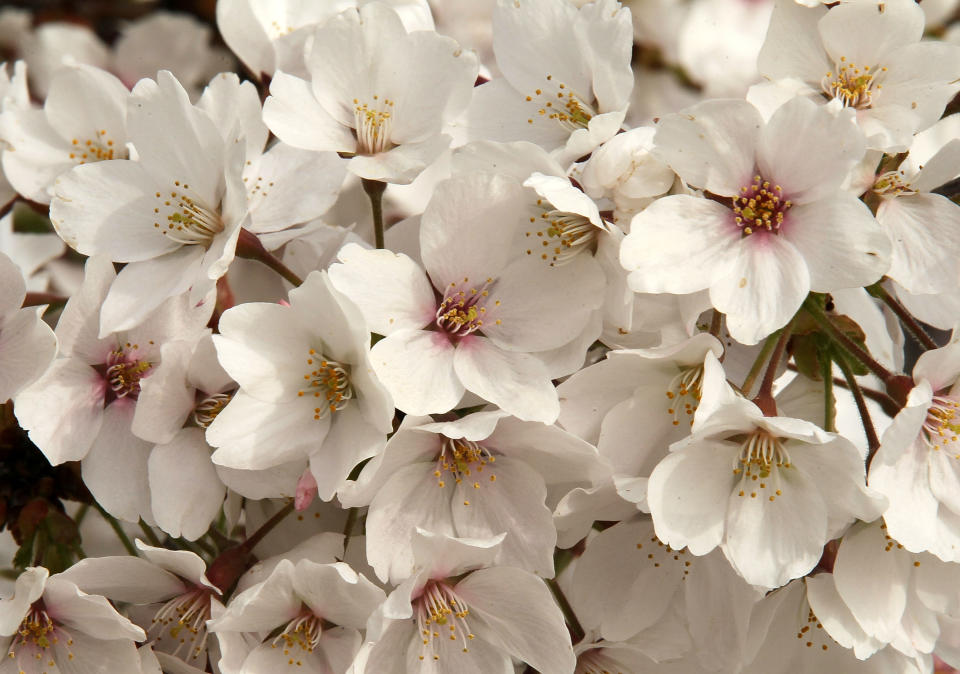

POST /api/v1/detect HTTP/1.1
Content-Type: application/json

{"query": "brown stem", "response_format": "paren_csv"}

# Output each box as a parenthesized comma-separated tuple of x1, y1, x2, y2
(741, 331, 780, 397)
(546, 578, 585, 645)
(708, 309, 722, 338)
(868, 283, 939, 351)
(235, 228, 304, 287)
(361, 178, 387, 249)
(802, 297, 896, 386)
(834, 352, 881, 464)
(753, 320, 793, 416)
(22, 292, 67, 308)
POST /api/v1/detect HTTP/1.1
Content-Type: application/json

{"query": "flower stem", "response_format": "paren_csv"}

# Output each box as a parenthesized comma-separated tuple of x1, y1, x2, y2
(708, 309, 722, 339)
(867, 283, 939, 351)
(243, 500, 295, 552)
(802, 296, 896, 386)
(138, 520, 162, 548)
(741, 331, 780, 397)
(362, 178, 387, 249)
(754, 319, 793, 416)
(93, 503, 138, 557)
(341, 507, 359, 558)
(820, 355, 835, 432)
(834, 351, 881, 462)
(235, 228, 304, 287)
(546, 578, 585, 645)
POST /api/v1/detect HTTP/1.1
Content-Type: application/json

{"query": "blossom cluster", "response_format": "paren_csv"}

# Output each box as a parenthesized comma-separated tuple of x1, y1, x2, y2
(0, 0, 959, 672)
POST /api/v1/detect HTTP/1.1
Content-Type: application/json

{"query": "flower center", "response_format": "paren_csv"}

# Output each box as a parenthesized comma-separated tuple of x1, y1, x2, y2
(822, 57, 886, 110)
(524, 74, 595, 130)
(69, 130, 123, 164)
(732, 175, 792, 236)
(732, 429, 791, 501)
(150, 587, 213, 665)
(921, 395, 960, 458)
(664, 364, 704, 428)
(353, 95, 395, 155)
(577, 648, 629, 674)
(873, 170, 915, 197)
(8, 604, 74, 670)
(153, 181, 225, 247)
(524, 200, 599, 267)
(433, 438, 497, 504)
(106, 345, 153, 400)
(194, 391, 234, 428)
(271, 611, 323, 658)
(435, 278, 500, 337)
(415, 581, 475, 662)
(296, 349, 353, 419)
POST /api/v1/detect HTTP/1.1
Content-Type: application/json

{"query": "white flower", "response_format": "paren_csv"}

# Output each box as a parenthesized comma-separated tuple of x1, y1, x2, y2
(340, 410, 603, 584)
(621, 95, 889, 345)
(647, 352, 884, 588)
(263, 2, 477, 184)
(209, 558, 385, 673)
(755, 0, 960, 151)
(49, 70, 247, 335)
(330, 172, 605, 422)
(869, 342, 960, 562)
(357, 531, 575, 674)
(0, 63, 129, 204)
(466, 0, 633, 163)
(207, 270, 394, 501)
(0, 566, 146, 674)
(0, 250, 56, 402)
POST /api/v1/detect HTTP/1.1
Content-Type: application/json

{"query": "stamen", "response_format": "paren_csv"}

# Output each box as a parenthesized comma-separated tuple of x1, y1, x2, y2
(415, 581, 476, 662)
(732, 429, 791, 501)
(153, 184, 225, 247)
(435, 278, 497, 337)
(194, 392, 233, 428)
(821, 58, 886, 110)
(298, 350, 353, 418)
(150, 588, 212, 664)
(524, 75, 595, 130)
(732, 175, 791, 236)
(105, 347, 152, 400)
(921, 395, 960, 459)
(433, 438, 497, 492)
(873, 170, 915, 197)
(271, 611, 323, 658)
(524, 210, 599, 266)
(353, 96, 395, 155)
(664, 364, 704, 428)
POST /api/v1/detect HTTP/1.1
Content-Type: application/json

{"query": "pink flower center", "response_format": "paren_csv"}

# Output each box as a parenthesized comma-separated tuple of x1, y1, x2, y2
(922, 395, 960, 457)
(732, 175, 792, 236)
(435, 278, 500, 338)
(105, 346, 153, 400)
(432, 438, 498, 506)
(414, 581, 476, 662)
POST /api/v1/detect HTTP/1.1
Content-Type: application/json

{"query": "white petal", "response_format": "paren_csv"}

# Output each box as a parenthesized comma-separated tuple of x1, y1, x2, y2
(878, 194, 960, 295)
(456, 566, 575, 674)
(131, 340, 195, 445)
(56, 557, 186, 605)
(710, 233, 810, 346)
(453, 336, 559, 423)
(310, 403, 386, 502)
(149, 428, 226, 541)
(263, 72, 356, 153)
(368, 329, 462, 416)
(43, 575, 145, 641)
(293, 560, 385, 629)
(0, 307, 57, 402)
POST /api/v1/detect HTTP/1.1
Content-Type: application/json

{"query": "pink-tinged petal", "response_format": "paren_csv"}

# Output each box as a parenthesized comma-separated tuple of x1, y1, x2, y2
(482, 253, 604, 353)
(452, 456, 556, 578)
(82, 401, 152, 522)
(783, 194, 889, 293)
(833, 521, 911, 644)
(14, 358, 104, 464)
(453, 336, 559, 423)
(135, 541, 216, 590)
(819, 0, 924, 73)
(316, 626, 363, 674)
(456, 566, 575, 674)
(365, 463, 456, 584)
(758, 97, 865, 204)
(43, 575, 145, 641)
(723, 463, 828, 588)
(213, 303, 313, 402)
(878, 194, 960, 295)
(647, 439, 737, 555)
(572, 517, 686, 642)
(368, 329, 462, 416)
(914, 343, 960, 392)
(0, 307, 57, 402)
(263, 72, 356, 154)
(216, 462, 304, 500)
(132, 340, 194, 445)
(421, 172, 529, 290)
(149, 428, 226, 541)
(309, 403, 386, 502)
(329, 244, 436, 336)
(49, 160, 184, 261)
(98, 247, 203, 336)
(654, 99, 761, 196)
(622, 195, 740, 295)
(56, 557, 186, 605)
(710, 233, 810, 346)
(207, 392, 325, 470)
(757, 0, 829, 83)
(293, 560, 385, 629)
